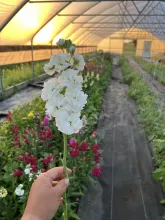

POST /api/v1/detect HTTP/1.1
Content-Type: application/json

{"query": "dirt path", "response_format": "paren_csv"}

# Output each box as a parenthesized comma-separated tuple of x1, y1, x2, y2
(79, 56, 164, 220)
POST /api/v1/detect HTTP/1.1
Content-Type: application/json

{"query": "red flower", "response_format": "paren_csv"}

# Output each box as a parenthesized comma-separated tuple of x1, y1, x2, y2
(14, 169, 23, 177)
(81, 141, 88, 152)
(43, 154, 55, 165)
(18, 153, 38, 170)
(92, 144, 100, 154)
(13, 135, 20, 148)
(39, 128, 53, 142)
(7, 111, 12, 122)
(71, 150, 79, 158)
(31, 164, 37, 173)
(41, 168, 47, 173)
(92, 167, 102, 177)
(12, 125, 18, 134)
(94, 153, 102, 163)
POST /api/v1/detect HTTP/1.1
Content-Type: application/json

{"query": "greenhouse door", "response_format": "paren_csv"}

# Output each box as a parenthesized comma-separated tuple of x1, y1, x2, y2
(143, 41, 152, 57)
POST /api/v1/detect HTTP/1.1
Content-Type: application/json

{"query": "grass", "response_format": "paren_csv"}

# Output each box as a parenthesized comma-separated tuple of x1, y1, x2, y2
(134, 56, 165, 85)
(1, 60, 48, 89)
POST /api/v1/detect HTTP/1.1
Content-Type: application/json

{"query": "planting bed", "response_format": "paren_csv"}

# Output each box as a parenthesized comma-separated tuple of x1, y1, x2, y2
(0, 54, 111, 220)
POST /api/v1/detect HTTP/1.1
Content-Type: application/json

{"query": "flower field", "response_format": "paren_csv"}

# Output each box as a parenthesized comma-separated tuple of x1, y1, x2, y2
(120, 56, 165, 210)
(0, 54, 111, 219)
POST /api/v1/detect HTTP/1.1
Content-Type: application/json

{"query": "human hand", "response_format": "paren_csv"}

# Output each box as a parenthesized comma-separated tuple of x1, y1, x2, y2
(22, 167, 72, 220)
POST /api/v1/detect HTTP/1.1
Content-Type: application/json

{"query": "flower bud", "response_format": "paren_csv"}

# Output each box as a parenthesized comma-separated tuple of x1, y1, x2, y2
(56, 38, 65, 47)
(68, 44, 75, 54)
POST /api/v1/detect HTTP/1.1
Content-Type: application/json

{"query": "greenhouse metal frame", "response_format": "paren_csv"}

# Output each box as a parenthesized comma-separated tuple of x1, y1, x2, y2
(1, 0, 165, 93)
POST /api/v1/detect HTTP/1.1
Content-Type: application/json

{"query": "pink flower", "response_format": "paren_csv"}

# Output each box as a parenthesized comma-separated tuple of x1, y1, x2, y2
(14, 169, 23, 177)
(81, 141, 88, 152)
(92, 167, 102, 177)
(91, 131, 97, 138)
(42, 115, 50, 126)
(43, 154, 55, 165)
(69, 138, 76, 147)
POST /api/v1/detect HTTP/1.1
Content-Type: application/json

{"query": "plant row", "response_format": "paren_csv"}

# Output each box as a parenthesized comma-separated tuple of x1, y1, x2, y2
(134, 56, 165, 85)
(0, 55, 111, 219)
(119, 56, 165, 211)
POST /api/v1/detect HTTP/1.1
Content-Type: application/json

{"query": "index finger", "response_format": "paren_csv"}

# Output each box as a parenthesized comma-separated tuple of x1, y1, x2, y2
(44, 167, 72, 181)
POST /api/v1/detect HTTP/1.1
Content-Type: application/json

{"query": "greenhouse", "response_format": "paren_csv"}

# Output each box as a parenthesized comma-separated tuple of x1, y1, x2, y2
(1, 0, 165, 219)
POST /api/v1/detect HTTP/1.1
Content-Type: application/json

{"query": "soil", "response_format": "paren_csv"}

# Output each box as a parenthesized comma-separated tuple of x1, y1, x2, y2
(78, 56, 165, 220)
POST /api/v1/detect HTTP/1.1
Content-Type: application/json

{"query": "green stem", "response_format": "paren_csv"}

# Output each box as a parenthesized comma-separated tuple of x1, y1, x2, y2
(63, 133, 68, 220)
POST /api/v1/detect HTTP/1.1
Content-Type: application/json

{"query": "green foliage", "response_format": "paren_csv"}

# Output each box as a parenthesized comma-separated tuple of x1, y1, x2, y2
(2, 60, 48, 89)
(120, 56, 165, 207)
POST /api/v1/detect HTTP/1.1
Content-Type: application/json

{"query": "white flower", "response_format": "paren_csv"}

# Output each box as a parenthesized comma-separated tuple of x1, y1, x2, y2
(0, 187, 8, 198)
(50, 54, 70, 73)
(57, 115, 82, 135)
(41, 43, 87, 135)
(71, 54, 85, 71)
(91, 72, 94, 77)
(44, 62, 55, 76)
(56, 38, 65, 46)
(87, 72, 90, 77)
(96, 74, 100, 81)
(41, 78, 64, 101)
(65, 89, 87, 112)
(84, 84, 87, 88)
(15, 184, 24, 196)
(29, 173, 33, 182)
(58, 69, 83, 90)
(90, 81, 94, 86)
(24, 164, 31, 175)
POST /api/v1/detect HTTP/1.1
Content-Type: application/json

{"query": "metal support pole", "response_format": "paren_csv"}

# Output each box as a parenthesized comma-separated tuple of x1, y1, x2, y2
(31, 39, 35, 81)
(0, 67, 4, 98)
(109, 38, 111, 58)
(51, 41, 53, 56)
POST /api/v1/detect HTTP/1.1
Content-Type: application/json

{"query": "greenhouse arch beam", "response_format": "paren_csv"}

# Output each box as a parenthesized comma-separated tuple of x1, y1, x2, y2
(123, 1, 158, 37)
(58, 13, 165, 16)
(49, 1, 100, 45)
(0, 0, 29, 32)
(31, 2, 71, 42)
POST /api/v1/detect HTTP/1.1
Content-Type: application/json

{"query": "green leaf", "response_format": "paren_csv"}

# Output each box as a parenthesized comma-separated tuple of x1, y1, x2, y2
(160, 199, 165, 205)
(69, 192, 84, 197)
(69, 212, 81, 220)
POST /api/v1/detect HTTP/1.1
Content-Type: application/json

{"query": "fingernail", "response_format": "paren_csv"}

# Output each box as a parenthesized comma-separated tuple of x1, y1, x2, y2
(65, 178, 69, 186)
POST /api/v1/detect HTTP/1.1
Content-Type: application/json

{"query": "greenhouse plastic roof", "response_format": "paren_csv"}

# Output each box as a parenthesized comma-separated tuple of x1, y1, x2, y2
(1, 0, 165, 46)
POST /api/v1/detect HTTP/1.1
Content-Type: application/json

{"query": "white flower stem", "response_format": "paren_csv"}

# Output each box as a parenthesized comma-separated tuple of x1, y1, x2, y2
(63, 133, 68, 220)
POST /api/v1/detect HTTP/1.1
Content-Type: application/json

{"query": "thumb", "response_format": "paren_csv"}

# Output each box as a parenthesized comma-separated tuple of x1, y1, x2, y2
(53, 178, 69, 199)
